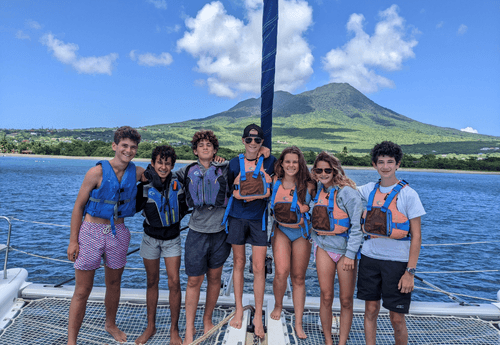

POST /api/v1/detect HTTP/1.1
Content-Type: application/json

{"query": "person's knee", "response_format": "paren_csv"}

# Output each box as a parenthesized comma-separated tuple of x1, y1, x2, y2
(390, 312, 406, 331)
(73, 285, 92, 301)
(147, 272, 160, 289)
(364, 302, 380, 320)
(339, 295, 353, 310)
(252, 260, 265, 275)
(320, 290, 334, 306)
(187, 276, 204, 289)
(233, 255, 246, 270)
(291, 272, 306, 286)
(168, 275, 181, 292)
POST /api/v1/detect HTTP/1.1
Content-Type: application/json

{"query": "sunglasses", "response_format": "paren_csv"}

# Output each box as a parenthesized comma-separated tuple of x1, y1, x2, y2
(313, 168, 333, 174)
(244, 137, 263, 144)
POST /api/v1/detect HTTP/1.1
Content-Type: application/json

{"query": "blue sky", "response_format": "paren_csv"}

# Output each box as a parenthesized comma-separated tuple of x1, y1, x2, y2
(1, 0, 499, 136)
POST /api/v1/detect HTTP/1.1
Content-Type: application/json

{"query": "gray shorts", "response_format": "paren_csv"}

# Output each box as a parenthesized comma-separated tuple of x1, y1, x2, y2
(140, 233, 181, 260)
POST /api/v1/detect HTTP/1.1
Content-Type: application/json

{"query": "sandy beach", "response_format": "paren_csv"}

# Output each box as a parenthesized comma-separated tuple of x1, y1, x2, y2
(2, 153, 499, 175)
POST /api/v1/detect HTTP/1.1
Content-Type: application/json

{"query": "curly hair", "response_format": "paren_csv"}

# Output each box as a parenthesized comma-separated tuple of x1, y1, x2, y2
(274, 146, 314, 203)
(370, 141, 403, 164)
(191, 130, 219, 153)
(312, 151, 356, 189)
(151, 145, 177, 165)
(114, 126, 141, 145)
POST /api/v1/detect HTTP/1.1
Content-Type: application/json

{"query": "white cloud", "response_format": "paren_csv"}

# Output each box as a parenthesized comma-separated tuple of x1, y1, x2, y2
(461, 127, 478, 134)
(166, 24, 181, 33)
(147, 0, 167, 10)
(130, 51, 174, 67)
(176, 0, 313, 98)
(40, 33, 118, 75)
(457, 24, 468, 35)
(322, 5, 418, 93)
(16, 30, 30, 40)
(26, 19, 42, 30)
(436, 21, 444, 29)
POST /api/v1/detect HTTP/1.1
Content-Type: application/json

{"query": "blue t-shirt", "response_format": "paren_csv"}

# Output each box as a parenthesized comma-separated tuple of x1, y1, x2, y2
(227, 155, 277, 220)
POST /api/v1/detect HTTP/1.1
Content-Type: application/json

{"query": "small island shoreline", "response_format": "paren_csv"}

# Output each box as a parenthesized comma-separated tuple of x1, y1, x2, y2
(3, 153, 499, 175)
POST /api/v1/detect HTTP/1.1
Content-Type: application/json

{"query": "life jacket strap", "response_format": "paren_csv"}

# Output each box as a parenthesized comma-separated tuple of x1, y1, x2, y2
(238, 154, 246, 181)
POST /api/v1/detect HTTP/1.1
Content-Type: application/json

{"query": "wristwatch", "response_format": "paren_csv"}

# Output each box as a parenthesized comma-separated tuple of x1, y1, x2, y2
(406, 267, 416, 275)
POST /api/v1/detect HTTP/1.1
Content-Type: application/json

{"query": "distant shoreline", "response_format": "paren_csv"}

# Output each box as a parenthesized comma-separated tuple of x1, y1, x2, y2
(2, 153, 499, 175)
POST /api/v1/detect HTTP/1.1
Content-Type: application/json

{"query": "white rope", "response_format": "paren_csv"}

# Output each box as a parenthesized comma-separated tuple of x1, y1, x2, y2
(422, 240, 500, 247)
(8, 217, 143, 233)
(414, 286, 498, 302)
(9, 247, 73, 264)
(418, 269, 499, 274)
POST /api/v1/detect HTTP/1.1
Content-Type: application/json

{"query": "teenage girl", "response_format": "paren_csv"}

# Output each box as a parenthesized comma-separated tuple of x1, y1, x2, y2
(310, 152, 363, 345)
(270, 146, 315, 339)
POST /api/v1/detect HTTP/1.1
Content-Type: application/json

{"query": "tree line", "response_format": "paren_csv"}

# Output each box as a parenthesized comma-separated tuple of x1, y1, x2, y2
(3, 139, 499, 172)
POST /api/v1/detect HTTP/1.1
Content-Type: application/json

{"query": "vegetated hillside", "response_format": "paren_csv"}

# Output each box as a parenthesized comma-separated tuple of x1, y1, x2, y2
(147, 83, 497, 153)
(3, 83, 498, 154)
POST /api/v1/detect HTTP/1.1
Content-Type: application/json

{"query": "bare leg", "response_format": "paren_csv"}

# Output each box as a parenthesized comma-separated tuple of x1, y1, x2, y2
(135, 258, 160, 345)
(203, 266, 224, 333)
(229, 244, 245, 329)
(67, 269, 95, 345)
(289, 237, 311, 339)
(183, 275, 204, 345)
(165, 256, 182, 345)
(336, 256, 357, 345)
(251, 245, 267, 339)
(364, 300, 381, 345)
(390, 311, 408, 345)
(270, 228, 291, 320)
(316, 247, 336, 345)
(104, 266, 127, 343)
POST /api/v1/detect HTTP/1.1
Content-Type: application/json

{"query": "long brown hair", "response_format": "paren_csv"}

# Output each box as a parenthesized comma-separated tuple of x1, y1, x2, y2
(312, 151, 356, 189)
(274, 146, 313, 203)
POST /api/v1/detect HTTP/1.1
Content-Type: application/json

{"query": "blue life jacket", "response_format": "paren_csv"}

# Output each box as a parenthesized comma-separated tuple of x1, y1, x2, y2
(184, 163, 228, 208)
(84, 160, 137, 236)
(144, 178, 180, 227)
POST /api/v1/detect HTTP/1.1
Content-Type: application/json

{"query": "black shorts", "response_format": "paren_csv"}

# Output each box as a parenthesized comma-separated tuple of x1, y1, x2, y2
(184, 229, 231, 277)
(225, 216, 268, 247)
(357, 254, 412, 314)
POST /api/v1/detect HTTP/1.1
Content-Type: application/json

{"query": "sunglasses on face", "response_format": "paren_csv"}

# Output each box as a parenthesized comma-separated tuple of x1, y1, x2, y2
(313, 168, 333, 174)
(244, 137, 263, 144)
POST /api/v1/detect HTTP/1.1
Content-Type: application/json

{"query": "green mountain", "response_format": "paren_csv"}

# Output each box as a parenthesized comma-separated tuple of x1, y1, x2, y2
(4, 83, 498, 155)
(146, 83, 498, 154)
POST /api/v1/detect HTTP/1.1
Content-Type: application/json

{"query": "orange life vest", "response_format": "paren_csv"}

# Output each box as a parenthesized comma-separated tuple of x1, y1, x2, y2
(311, 184, 350, 237)
(270, 179, 309, 229)
(361, 180, 410, 240)
(232, 154, 272, 202)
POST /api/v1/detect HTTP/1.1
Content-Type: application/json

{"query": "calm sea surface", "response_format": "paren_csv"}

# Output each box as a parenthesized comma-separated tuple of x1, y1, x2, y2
(1, 156, 499, 304)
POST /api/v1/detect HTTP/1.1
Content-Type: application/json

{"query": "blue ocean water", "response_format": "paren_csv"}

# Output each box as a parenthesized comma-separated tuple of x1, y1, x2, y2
(0, 156, 499, 304)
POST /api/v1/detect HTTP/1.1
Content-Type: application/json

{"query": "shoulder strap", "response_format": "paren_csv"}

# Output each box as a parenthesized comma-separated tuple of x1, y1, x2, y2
(366, 181, 380, 211)
(253, 155, 265, 179)
(327, 186, 338, 212)
(238, 154, 246, 181)
(381, 180, 408, 212)
(270, 179, 281, 209)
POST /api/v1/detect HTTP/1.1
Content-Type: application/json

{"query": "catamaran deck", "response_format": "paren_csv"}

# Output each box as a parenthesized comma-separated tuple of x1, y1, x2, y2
(1, 283, 499, 345)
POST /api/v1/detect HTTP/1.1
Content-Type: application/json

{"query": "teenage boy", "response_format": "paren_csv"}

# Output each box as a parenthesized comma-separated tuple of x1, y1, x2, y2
(174, 130, 232, 345)
(357, 141, 425, 345)
(67, 126, 145, 345)
(135, 145, 187, 345)
(226, 124, 276, 339)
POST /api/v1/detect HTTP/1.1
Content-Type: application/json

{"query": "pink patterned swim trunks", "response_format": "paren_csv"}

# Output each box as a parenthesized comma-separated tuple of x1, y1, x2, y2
(313, 243, 342, 264)
(74, 221, 131, 270)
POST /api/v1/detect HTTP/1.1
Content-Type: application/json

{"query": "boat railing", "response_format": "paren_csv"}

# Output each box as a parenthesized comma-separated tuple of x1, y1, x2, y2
(0, 216, 13, 279)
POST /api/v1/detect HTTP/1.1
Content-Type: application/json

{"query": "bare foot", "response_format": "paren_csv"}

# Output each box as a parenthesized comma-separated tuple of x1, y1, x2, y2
(270, 304, 282, 320)
(170, 326, 182, 345)
(203, 318, 214, 334)
(135, 326, 156, 344)
(229, 308, 243, 329)
(253, 312, 265, 339)
(105, 323, 127, 343)
(182, 325, 196, 345)
(295, 321, 307, 339)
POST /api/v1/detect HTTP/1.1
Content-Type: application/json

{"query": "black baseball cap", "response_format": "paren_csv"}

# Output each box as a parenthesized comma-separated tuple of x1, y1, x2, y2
(242, 124, 264, 138)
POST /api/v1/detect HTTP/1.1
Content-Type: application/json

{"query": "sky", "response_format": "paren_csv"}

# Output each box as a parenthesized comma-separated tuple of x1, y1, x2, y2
(1, 0, 499, 136)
